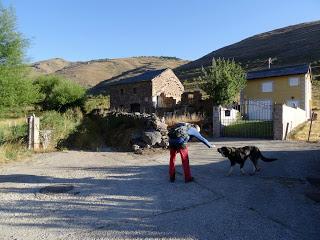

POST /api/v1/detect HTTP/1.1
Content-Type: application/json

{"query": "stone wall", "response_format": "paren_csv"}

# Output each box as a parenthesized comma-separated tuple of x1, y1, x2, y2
(109, 81, 153, 112)
(152, 69, 184, 104)
(109, 69, 184, 112)
(106, 111, 168, 153)
(273, 104, 307, 140)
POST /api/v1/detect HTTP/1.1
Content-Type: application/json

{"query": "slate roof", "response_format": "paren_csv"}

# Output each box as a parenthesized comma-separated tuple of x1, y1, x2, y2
(109, 68, 168, 86)
(246, 64, 310, 80)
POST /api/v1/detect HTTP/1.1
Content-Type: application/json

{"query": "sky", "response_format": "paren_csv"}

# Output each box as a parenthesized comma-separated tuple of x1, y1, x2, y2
(2, 0, 320, 62)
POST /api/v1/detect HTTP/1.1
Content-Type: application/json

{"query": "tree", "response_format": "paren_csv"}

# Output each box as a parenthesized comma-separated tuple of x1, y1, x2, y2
(199, 58, 246, 106)
(34, 75, 86, 111)
(0, 4, 40, 115)
(0, 4, 28, 65)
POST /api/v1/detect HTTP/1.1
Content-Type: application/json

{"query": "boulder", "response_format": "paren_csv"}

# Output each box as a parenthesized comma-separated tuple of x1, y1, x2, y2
(142, 131, 162, 146)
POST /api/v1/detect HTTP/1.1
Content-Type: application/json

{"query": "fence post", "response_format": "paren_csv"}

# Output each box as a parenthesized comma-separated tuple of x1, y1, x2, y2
(212, 106, 221, 138)
(273, 104, 284, 140)
(307, 112, 315, 142)
(28, 114, 40, 150)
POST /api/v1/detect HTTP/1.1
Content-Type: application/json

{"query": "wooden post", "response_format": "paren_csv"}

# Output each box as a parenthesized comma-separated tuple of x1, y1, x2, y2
(284, 122, 289, 140)
(307, 112, 314, 142)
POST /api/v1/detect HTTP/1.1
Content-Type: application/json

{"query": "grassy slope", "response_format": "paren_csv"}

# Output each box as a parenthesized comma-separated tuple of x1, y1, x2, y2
(31, 57, 189, 88)
(175, 21, 320, 81)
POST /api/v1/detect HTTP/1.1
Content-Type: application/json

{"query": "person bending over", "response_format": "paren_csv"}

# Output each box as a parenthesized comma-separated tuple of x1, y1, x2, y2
(168, 123, 214, 183)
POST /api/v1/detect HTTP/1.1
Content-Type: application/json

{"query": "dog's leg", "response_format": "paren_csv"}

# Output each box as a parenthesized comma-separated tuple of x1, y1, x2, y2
(227, 166, 234, 176)
(240, 163, 246, 175)
(249, 159, 261, 176)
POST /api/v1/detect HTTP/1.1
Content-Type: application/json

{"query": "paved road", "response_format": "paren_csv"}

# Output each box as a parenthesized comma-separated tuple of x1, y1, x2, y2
(0, 139, 319, 240)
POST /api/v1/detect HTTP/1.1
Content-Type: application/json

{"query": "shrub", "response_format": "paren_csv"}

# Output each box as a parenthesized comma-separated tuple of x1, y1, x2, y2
(34, 75, 85, 111)
(83, 95, 110, 114)
(0, 121, 28, 144)
(40, 110, 82, 149)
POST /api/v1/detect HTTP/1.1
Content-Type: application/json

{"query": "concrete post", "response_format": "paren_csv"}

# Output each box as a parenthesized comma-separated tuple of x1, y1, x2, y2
(273, 104, 283, 140)
(212, 106, 221, 138)
(28, 115, 40, 150)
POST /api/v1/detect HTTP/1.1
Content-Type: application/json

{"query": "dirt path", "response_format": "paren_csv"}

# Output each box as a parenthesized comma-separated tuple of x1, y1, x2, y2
(0, 139, 319, 239)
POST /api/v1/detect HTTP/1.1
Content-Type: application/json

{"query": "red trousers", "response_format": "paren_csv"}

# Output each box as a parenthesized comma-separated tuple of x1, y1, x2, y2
(169, 146, 192, 181)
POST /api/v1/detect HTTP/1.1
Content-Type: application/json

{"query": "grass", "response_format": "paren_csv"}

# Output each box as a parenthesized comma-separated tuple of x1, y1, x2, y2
(0, 108, 84, 163)
(222, 120, 273, 139)
(0, 118, 30, 163)
(0, 142, 32, 164)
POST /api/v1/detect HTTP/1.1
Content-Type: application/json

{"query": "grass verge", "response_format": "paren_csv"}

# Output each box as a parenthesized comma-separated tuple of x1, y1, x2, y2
(222, 120, 273, 138)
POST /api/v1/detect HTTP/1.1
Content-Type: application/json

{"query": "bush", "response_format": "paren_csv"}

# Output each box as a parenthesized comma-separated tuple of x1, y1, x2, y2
(34, 75, 85, 111)
(0, 122, 28, 145)
(0, 66, 41, 115)
(83, 95, 110, 114)
(40, 110, 82, 149)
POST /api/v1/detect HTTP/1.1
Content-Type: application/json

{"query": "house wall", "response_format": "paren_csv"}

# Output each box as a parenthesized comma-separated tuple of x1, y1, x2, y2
(109, 69, 185, 112)
(243, 74, 305, 107)
(109, 81, 153, 112)
(151, 69, 184, 107)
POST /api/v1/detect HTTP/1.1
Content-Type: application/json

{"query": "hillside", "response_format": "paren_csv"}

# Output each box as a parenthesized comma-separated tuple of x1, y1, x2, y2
(175, 20, 320, 81)
(31, 56, 188, 88)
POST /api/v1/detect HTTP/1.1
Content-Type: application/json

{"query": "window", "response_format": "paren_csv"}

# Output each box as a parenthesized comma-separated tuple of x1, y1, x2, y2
(120, 89, 124, 95)
(289, 77, 299, 86)
(261, 82, 273, 92)
(133, 88, 137, 94)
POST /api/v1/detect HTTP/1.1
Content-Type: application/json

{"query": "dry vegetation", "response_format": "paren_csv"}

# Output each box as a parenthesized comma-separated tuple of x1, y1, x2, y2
(164, 113, 204, 127)
(289, 81, 320, 142)
(31, 57, 188, 88)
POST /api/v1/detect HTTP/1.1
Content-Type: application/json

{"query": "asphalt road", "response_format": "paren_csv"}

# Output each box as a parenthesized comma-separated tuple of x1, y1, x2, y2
(0, 139, 319, 240)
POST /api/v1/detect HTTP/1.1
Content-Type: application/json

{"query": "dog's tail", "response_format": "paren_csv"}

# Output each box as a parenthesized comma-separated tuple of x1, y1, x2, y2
(260, 153, 277, 162)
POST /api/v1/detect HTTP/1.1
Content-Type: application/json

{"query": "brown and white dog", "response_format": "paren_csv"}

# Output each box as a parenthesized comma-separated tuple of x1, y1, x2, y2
(217, 146, 277, 176)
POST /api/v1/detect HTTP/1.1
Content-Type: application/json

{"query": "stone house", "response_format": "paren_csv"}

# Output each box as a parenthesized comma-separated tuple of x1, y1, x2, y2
(109, 68, 184, 112)
(243, 64, 312, 119)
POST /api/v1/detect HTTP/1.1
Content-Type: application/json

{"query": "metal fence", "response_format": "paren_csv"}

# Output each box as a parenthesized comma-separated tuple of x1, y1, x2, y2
(220, 102, 273, 139)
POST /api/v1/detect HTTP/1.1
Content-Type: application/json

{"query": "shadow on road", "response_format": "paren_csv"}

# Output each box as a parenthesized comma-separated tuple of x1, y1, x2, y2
(0, 146, 319, 239)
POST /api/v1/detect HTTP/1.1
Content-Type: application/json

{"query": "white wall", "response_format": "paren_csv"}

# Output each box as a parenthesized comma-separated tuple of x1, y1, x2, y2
(281, 104, 307, 138)
(220, 107, 239, 126)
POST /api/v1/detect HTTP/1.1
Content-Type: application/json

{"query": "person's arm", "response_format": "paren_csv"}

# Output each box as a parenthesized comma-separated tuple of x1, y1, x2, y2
(187, 128, 214, 148)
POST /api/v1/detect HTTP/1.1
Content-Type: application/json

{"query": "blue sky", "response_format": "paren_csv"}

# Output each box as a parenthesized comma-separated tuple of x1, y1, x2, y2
(2, 0, 320, 62)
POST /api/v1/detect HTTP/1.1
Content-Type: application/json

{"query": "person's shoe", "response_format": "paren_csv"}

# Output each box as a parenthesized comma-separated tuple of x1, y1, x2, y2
(185, 177, 194, 183)
(170, 176, 175, 182)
